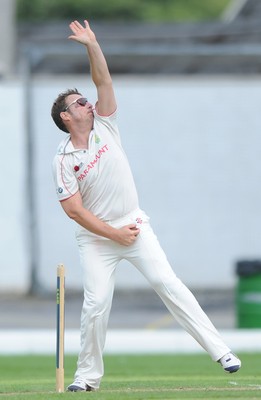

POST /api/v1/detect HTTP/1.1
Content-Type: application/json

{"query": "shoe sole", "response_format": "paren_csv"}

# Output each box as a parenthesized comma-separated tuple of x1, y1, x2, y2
(224, 365, 241, 373)
(67, 386, 86, 392)
(67, 384, 94, 392)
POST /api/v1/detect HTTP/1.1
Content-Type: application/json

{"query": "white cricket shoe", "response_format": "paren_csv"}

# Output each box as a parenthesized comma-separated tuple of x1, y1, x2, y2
(67, 378, 95, 392)
(219, 352, 241, 373)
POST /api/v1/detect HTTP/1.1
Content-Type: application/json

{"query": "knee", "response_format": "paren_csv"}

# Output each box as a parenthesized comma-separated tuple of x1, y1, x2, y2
(150, 274, 184, 295)
(83, 290, 112, 317)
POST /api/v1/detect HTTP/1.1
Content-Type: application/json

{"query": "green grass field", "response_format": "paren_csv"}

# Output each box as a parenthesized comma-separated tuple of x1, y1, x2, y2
(0, 353, 260, 399)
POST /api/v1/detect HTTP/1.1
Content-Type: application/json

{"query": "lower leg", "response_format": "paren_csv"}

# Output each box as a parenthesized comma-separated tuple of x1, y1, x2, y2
(128, 230, 231, 361)
(71, 239, 119, 389)
(154, 277, 231, 361)
(74, 299, 112, 388)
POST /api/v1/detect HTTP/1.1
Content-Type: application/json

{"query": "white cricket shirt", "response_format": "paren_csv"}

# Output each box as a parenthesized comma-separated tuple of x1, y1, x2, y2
(52, 110, 139, 222)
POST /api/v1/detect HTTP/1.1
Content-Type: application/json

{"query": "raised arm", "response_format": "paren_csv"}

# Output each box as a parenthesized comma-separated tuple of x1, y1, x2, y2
(68, 19, 116, 116)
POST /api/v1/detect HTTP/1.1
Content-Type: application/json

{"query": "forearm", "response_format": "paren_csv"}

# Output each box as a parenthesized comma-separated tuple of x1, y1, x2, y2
(86, 41, 112, 87)
(68, 206, 119, 240)
(61, 192, 139, 246)
(68, 20, 116, 114)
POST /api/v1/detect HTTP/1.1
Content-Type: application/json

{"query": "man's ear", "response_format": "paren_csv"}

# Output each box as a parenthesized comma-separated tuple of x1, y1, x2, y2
(60, 111, 70, 122)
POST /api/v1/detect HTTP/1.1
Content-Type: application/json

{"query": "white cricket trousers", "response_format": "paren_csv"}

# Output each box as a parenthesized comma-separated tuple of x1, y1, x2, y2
(75, 208, 230, 389)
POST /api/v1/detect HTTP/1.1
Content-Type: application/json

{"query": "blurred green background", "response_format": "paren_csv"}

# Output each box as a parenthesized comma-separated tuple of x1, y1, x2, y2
(16, 0, 230, 22)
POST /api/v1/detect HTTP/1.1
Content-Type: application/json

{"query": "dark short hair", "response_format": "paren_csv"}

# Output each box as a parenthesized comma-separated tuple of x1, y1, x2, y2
(51, 88, 82, 133)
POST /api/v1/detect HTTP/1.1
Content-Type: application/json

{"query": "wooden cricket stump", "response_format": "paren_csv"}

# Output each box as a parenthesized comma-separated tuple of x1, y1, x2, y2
(56, 264, 65, 393)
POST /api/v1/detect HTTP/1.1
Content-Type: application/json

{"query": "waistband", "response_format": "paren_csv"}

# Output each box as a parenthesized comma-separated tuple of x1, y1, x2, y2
(76, 208, 149, 239)
(106, 208, 142, 228)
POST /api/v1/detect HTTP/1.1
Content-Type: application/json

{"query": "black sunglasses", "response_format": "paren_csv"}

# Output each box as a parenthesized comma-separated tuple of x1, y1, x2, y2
(64, 97, 88, 111)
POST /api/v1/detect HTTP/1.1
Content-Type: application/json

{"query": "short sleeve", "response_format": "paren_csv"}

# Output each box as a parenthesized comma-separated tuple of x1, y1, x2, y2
(52, 154, 79, 201)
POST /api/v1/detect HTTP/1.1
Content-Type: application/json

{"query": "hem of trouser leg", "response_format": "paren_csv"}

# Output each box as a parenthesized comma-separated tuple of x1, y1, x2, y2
(214, 349, 231, 363)
(73, 375, 100, 391)
(88, 384, 99, 390)
(87, 385, 98, 392)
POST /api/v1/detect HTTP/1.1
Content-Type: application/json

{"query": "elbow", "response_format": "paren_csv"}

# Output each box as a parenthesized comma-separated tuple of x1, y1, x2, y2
(63, 206, 80, 221)
(60, 194, 84, 222)
(105, 76, 113, 86)
(98, 77, 113, 88)
(66, 209, 79, 220)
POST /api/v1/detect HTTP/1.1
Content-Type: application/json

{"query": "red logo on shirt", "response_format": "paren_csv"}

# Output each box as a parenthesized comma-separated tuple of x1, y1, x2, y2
(77, 144, 109, 182)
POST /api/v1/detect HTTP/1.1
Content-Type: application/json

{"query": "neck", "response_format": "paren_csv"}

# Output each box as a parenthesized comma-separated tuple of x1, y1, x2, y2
(70, 123, 93, 149)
